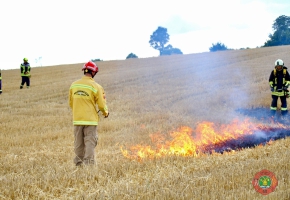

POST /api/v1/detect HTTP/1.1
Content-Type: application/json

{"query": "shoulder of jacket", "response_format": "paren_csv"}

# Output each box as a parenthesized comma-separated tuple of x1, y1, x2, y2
(92, 82, 102, 88)
(71, 79, 82, 85)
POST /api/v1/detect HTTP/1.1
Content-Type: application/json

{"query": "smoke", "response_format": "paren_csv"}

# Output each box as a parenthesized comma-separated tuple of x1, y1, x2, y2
(206, 128, 290, 154)
(253, 130, 268, 140)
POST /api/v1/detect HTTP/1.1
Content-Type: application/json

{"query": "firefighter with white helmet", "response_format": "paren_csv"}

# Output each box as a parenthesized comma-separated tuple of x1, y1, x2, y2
(69, 61, 109, 166)
(20, 58, 31, 89)
(269, 59, 290, 116)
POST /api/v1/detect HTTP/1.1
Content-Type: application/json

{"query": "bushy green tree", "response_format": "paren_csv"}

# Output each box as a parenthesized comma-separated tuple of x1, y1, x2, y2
(126, 53, 138, 59)
(149, 26, 170, 55)
(209, 42, 228, 52)
(91, 58, 102, 62)
(149, 26, 183, 56)
(263, 15, 290, 47)
(161, 45, 183, 56)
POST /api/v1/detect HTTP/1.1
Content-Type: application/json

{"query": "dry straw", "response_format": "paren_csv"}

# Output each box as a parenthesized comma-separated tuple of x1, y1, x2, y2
(1, 45, 290, 199)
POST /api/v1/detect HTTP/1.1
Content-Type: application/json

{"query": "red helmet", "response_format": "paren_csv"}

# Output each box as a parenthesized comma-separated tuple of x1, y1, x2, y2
(82, 61, 98, 73)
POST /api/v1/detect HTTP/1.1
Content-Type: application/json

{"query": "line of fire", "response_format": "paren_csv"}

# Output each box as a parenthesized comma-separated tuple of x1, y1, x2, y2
(120, 118, 290, 161)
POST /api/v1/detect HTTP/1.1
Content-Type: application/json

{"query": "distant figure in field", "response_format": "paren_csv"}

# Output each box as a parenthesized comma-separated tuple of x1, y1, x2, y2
(69, 61, 109, 166)
(269, 59, 290, 116)
(20, 58, 31, 89)
(0, 69, 2, 94)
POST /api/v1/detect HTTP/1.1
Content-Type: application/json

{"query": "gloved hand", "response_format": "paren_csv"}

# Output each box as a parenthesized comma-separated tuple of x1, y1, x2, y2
(105, 112, 109, 118)
(269, 83, 273, 90)
(283, 86, 288, 91)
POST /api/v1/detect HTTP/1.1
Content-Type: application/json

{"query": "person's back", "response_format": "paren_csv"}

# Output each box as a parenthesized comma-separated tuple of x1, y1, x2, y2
(70, 75, 108, 125)
(69, 61, 109, 166)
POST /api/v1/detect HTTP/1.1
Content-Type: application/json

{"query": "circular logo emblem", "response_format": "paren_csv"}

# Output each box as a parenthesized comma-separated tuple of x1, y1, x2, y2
(252, 169, 278, 195)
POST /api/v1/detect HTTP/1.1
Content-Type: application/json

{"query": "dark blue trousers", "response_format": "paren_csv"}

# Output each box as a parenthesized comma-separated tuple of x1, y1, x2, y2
(271, 95, 288, 115)
(21, 76, 30, 87)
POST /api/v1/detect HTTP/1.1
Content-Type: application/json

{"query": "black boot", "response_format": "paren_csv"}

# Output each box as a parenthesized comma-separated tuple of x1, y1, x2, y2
(270, 110, 276, 117)
(281, 110, 288, 116)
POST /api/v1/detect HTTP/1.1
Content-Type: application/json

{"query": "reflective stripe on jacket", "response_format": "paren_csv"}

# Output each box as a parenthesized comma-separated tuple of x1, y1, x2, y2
(20, 63, 31, 77)
(69, 76, 108, 125)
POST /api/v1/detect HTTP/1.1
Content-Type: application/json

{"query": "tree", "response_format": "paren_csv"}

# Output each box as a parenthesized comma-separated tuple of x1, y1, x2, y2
(91, 58, 102, 62)
(126, 53, 138, 59)
(161, 45, 183, 56)
(149, 26, 170, 55)
(263, 15, 290, 47)
(209, 42, 228, 52)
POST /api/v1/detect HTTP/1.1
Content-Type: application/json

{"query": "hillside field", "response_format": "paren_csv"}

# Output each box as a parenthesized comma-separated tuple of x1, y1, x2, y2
(1, 45, 290, 199)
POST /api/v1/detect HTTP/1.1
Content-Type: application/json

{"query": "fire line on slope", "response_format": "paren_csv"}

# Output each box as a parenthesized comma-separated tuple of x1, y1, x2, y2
(121, 119, 290, 161)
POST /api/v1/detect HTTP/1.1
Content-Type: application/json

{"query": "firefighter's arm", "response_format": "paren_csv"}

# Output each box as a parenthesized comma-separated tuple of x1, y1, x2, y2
(269, 81, 273, 87)
(269, 71, 274, 88)
(96, 86, 109, 117)
(26, 66, 31, 77)
(285, 71, 290, 87)
(269, 71, 275, 91)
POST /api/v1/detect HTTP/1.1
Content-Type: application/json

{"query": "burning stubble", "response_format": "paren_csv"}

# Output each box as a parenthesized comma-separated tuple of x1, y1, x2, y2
(121, 118, 290, 161)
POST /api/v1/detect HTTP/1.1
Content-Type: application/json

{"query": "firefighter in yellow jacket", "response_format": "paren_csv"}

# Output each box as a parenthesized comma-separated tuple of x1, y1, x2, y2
(20, 58, 31, 89)
(69, 61, 109, 166)
(269, 59, 290, 116)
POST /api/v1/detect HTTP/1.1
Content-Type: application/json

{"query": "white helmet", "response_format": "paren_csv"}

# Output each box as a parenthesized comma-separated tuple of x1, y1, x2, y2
(275, 59, 284, 66)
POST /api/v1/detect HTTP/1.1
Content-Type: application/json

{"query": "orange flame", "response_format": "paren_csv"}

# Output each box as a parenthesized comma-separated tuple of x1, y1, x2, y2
(121, 118, 289, 161)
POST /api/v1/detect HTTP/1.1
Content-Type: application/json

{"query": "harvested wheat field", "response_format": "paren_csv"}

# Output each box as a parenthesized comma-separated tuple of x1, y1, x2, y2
(1, 45, 290, 199)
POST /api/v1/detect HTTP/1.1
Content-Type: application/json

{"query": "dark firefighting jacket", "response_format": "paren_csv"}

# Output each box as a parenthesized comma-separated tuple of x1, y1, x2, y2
(269, 67, 290, 96)
(20, 63, 31, 77)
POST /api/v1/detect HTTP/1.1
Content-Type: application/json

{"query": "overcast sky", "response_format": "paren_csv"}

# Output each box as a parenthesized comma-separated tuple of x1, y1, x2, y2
(1, 0, 290, 70)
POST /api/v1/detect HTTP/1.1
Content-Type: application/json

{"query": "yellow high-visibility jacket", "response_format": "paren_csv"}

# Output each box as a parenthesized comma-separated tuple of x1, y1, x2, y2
(69, 76, 108, 125)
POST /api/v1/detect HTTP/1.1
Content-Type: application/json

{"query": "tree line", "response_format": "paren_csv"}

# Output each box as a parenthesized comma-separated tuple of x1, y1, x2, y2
(207, 15, 290, 52)
(94, 15, 290, 60)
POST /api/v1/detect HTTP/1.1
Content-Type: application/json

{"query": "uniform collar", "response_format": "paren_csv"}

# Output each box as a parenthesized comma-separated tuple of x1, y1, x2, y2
(82, 75, 93, 80)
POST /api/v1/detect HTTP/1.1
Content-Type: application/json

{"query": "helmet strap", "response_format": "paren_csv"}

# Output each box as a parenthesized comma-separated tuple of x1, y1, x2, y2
(84, 69, 96, 78)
